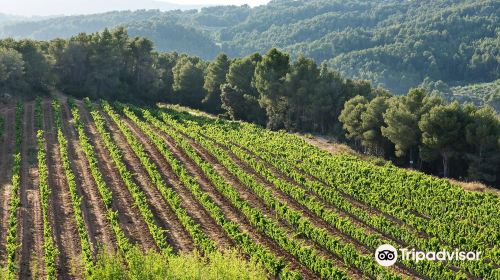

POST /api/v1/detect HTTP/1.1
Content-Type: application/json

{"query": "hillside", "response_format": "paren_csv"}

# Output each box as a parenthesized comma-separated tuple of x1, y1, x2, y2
(0, 0, 205, 17)
(1, 0, 499, 94)
(449, 80, 500, 112)
(0, 96, 499, 279)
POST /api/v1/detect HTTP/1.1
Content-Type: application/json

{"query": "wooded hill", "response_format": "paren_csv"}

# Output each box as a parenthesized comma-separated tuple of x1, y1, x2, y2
(1, 0, 499, 96)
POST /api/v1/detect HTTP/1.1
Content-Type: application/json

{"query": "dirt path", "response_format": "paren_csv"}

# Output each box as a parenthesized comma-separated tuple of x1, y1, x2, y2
(60, 101, 115, 254)
(42, 100, 82, 279)
(77, 103, 157, 252)
(146, 121, 319, 279)
(19, 102, 44, 279)
(100, 109, 194, 253)
(122, 117, 235, 251)
(298, 135, 356, 156)
(0, 108, 15, 263)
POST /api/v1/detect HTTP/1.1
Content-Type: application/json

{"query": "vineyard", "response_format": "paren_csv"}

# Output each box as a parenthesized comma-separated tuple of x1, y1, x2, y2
(0, 96, 498, 279)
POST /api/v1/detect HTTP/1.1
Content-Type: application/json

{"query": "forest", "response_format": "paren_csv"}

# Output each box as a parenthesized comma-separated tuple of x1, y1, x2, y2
(0, 27, 499, 187)
(1, 0, 499, 98)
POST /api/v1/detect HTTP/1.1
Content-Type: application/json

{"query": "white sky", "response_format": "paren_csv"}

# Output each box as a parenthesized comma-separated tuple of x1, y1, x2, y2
(0, 0, 271, 17)
(164, 0, 270, 6)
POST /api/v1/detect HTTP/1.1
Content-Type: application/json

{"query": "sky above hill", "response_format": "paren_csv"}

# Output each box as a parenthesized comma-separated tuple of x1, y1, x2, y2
(0, 0, 271, 17)
(166, 0, 269, 5)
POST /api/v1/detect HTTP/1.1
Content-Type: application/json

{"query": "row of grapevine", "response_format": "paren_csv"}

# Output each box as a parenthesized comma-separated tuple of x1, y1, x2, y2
(190, 117, 494, 278)
(151, 106, 500, 279)
(68, 100, 133, 256)
(203, 108, 497, 278)
(237, 126, 500, 250)
(217, 123, 500, 263)
(35, 97, 43, 130)
(102, 101, 217, 253)
(152, 109, 406, 280)
(160, 108, 500, 270)
(250, 141, 498, 278)
(139, 108, 354, 280)
(36, 129, 59, 279)
(84, 99, 173, 255)
(159, 107, 499, 243)
(120, 105, 301, 280)
(52, 100, 94, 276)
(4, 102, 24, 279)
(34, 98, 59, 279)
(187, 123, 470, 279)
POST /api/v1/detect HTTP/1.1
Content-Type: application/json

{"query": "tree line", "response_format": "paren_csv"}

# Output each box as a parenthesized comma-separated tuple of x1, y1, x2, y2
(0, 28, 498, 186)
(339, 89, 499, 183)
(3, 0, 498, 95)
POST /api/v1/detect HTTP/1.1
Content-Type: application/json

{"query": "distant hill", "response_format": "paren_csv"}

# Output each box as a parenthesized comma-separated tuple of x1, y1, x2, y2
(0, 13, 24, 24)
(0, 13, 52, 25)
(449, 80, 500, 112)
(0, 0, 205, 17)
(1, 0, 499, 95)
(421, 79, 500, 113)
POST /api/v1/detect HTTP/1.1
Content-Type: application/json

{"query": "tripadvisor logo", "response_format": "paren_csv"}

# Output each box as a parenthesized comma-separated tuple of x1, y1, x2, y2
(375, 244, 481, 267)
(375, 244, 398, 266)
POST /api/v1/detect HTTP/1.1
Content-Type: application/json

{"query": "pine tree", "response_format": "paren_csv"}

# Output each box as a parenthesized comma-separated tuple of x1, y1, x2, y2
(203, 53, 230, 113)
(465, 106, 500, 183)
(254, 48, 290, 130)
(419, 102, 467, 177)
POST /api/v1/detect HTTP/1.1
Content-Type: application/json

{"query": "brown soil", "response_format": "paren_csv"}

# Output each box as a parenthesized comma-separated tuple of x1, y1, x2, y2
(0, 108, 15, 263)
(121, 116, 235, 251)
(299, 134, 358, 156)
(60, 100, 115, 254)
(99, 109, 194, 253)
(19, 102, 45, 279)
(77, 103, 157, 252)
(42, 100, 82, 279)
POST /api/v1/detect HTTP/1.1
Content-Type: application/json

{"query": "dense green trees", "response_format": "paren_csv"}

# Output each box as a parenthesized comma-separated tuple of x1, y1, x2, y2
(203, 53, 230, 113)
(338, 88, 500, 184)
(338, 96, 368, 147)
(0, 40, 51, 96)
(381, 89, 442, 166)
(254, 48, 290, 130)
(419, 102, 468, 178)
(221, 53, 265, 124)
(0, 47, 25, 95)
(0, 27, 498, 186)
(360, 96, 391, 157)
(171, 56, 206, 107)
(464, 107, 500, 182)
(2, 0, 498, 96)
(50, 28, 165, 102)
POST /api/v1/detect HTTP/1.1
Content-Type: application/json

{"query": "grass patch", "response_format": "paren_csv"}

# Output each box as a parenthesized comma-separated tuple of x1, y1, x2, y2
(88, 247, 268, 280)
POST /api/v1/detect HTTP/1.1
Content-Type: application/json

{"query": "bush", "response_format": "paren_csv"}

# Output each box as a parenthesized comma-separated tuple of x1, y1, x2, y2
(89, 248, 267, 280)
